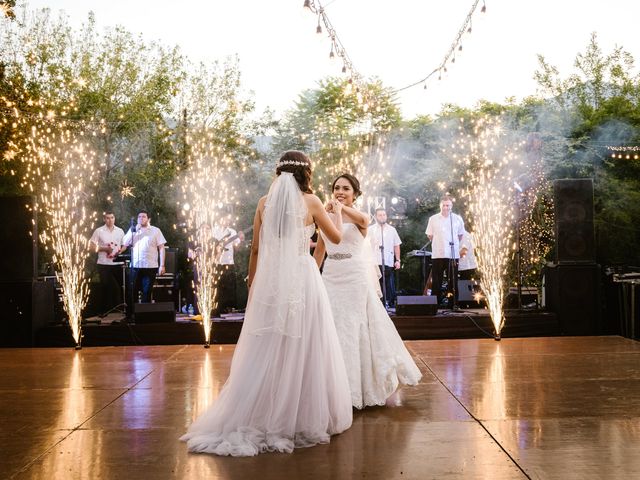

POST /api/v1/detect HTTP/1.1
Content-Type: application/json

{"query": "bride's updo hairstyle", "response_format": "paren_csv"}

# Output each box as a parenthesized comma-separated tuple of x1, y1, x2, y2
(276, 150, 313, 194)
(331, 173, 362, 199)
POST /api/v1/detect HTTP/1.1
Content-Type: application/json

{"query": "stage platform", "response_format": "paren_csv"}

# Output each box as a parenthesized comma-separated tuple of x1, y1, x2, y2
(35, 308, 559, 347)
(1, 336, 639, 479)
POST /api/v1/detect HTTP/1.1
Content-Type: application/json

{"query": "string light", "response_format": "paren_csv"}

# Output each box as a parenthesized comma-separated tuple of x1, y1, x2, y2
(394, 0, 487, 93)
(303, 0, 363, 87)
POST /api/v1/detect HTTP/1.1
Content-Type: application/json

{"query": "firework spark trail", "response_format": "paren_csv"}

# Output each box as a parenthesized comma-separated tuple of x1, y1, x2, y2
(4, 84, 98, 347)
(457, 118, 519, 337)
(313, 128, 394, 209)
(37, 133, 98, 347)
(180, 131, 238, 346)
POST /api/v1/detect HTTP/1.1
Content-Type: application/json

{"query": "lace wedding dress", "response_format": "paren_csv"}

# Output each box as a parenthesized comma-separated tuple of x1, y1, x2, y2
(181, 173, 352, 456)
(321, 223, 422, 409)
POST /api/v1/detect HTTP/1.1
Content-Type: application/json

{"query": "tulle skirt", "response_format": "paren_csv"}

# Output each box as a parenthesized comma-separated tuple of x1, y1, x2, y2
(322, 255, 423, 409)
(180, 257, 352, 456)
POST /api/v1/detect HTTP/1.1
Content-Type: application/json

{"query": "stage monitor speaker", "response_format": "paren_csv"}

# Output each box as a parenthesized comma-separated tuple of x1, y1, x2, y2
(553, 179, 595, 264)
(152, 283, 178, 310)
(396, 295, 438, 316)
(134, 302, 176, 324)
(0, 281, 55, 347)
(544, 263, 600, 335)
(458, 280, 482, 305)
(0, 196, 37, 281)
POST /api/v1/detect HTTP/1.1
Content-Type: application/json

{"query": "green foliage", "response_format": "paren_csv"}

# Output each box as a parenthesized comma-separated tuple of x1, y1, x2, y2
(0, 5, 263, 284)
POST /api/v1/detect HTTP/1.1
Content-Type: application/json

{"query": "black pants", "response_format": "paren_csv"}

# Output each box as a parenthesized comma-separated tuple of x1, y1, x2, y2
(216, 265, 237, 313)
(97, 264, 123, 314)
(131, 267, 157, 304)
(378, 265, 397, 307)
(431, 258, 458, 307)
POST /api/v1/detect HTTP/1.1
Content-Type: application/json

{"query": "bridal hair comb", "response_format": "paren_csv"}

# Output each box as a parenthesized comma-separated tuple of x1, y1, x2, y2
(276, 159, 308, 167)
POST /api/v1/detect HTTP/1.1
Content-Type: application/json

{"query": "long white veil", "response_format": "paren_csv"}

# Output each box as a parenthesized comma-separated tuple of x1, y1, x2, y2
(244, 172, 307, 338)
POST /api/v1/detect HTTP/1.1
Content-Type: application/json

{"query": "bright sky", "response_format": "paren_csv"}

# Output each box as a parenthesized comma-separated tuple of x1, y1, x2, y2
(24, 0, 640, 120)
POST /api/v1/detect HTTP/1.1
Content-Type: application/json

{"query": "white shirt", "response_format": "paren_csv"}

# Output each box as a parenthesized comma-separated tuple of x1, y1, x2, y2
(90, 225, 125, 265)
(458, 231, 478, 271)
(372, 223, 401, 267)
(212, 226, 240, 265)
(425, 212, 465, 259)
(122, 225, 167, 268)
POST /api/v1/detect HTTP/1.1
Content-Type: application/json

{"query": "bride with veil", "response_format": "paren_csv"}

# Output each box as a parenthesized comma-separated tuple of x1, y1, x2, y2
(181, 151, 353, 456)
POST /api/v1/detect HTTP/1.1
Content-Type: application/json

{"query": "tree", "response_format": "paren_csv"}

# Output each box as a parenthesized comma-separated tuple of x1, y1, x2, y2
(534, 33, 640, 265)
(272, 77, 402, 199)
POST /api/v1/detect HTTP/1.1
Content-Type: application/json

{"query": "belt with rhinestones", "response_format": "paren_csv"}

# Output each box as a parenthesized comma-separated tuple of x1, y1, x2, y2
(327, 253, 352, 260)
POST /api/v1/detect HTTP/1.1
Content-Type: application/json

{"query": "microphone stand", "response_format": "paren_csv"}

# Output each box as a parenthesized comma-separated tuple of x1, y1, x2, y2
(379, 223, 388, 308)
(126, 219, 137, 323)
(448, 213, 458, 311)
(515, 189, 523, 310)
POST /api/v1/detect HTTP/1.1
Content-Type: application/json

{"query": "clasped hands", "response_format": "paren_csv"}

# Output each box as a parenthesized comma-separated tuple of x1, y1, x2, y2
(324, 199, 343, 214)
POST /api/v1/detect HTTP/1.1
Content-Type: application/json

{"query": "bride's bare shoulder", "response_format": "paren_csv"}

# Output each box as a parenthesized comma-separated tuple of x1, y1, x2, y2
(302, 193, 321, 207)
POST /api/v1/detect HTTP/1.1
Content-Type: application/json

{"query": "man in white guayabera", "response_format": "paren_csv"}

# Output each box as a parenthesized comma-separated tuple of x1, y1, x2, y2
(122, 209, 167, 305)
(89, 211, 125, 315)
(425, 195, 465, 308)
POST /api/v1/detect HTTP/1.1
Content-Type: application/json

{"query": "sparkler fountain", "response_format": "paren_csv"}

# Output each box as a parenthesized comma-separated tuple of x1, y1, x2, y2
(180, 132, 238, 348)
(36, 132, 98, 349)
(455, 117, 521, 339)
(4, 85, 98, 348)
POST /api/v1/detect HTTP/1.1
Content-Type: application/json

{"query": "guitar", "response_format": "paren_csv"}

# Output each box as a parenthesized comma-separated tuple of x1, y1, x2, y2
(218, 226, 253, 251)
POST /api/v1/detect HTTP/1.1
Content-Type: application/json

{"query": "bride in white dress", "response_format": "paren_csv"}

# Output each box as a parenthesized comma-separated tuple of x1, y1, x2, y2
(181, 151, 353, 456)
(314, 174, 422, 409)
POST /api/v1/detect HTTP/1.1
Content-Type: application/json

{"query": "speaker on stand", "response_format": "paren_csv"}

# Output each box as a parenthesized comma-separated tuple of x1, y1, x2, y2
(544, 179, 601, 335)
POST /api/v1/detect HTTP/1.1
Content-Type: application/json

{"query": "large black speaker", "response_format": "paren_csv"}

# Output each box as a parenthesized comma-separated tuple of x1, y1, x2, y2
(553, 179, 595, 264)
(164, 248, 177, 275)
(152, 280, 178, 310)
(0, 281, 55, 346)
(396, 295, 438, 316)
(134, 302, 176, 324)
(0, 196, 37, 281)
(544, 264, 600, 335)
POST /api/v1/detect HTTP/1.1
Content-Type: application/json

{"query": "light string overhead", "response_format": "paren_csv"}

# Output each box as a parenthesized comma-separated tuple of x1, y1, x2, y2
(303, 0, 363, 87)
(302, 0, 487, 94)
(394, 0, 487, 93)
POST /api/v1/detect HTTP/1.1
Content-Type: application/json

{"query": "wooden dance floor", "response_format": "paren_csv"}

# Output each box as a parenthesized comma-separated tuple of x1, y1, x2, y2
(1, 336, 639, 479)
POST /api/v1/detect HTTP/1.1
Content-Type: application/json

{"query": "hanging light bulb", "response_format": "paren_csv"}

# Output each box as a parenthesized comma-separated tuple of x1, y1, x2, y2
(342, 64, 347, 73)
(467, 24, 472, 33)
(444, 66, 448, 73)
(329, 45, 335, 59)
(303, 0, 311, 10)
(481, 1, 486, 13)
(458, 44, 463, 51)
(451, 56, 456, 64)
(423, 83, 427, 90)
(316, 19, 322, 34)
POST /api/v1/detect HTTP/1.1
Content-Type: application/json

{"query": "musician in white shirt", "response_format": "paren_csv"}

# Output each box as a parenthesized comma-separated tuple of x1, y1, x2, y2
(458, 231, 478, 280)
(89, 211, 125, 314)
(212, 222, 244, 312)
(122, 210, 167, 304)
(425, 195, 465, 308)
(372, 208, 401, 307)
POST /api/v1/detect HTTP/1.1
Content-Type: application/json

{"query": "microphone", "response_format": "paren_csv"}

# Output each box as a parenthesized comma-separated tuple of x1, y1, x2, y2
(130, 217, 137, 233)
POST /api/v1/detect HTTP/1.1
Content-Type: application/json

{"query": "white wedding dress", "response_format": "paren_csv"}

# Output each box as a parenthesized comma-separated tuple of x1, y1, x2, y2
(181, 174, 352, 456)
(321, 223, 422, 409)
